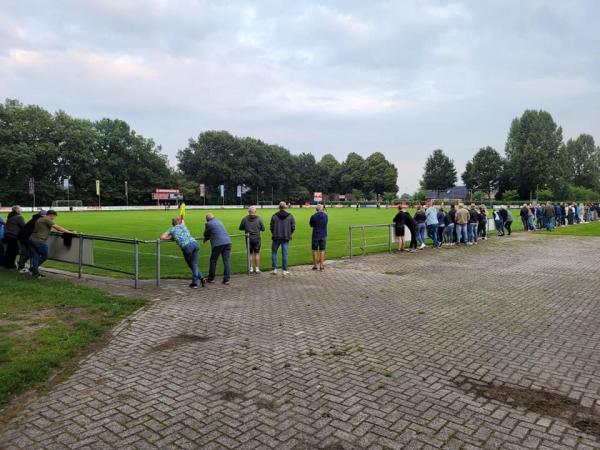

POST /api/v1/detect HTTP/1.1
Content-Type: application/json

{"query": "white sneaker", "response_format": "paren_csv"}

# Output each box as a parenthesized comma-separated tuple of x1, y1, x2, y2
(419, 243, 426, 249)
(271, 269, 277, 275)
(282, 270, 290, 275)
(255, 268, 261, 274)
(19, 268, 29, 273)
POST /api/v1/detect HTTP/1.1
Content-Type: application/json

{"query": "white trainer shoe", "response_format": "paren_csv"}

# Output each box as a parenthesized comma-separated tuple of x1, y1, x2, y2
(271, 269, 277, 275)
(255, 268, 261, 274)
(282, 270, 290, 275)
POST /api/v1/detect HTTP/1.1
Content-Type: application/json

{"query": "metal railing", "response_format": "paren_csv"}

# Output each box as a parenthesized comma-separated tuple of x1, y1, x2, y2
(47, 231, 251, 288)
(349, 224, 394, 258)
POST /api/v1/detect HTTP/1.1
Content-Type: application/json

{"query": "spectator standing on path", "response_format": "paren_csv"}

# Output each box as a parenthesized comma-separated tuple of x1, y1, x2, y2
(494, 209, 504, 236)
(449, 204, 458, 244)
(203, 213, 232, 285)
(29, 210, 74, 278)
(309, 204, 328, 270)
(18, 210, 45, 271)
(392, 205, 407, 252)
(444, 205, 455, 245)
(239, 206, 265, 273)
(478, 205, 488, 240)
(414, 205, 427, 249)
(455, 203, 470, 244)
(437, 206, 446, 245)
(403, 207, 418, 252)
(535, 204, 544, 230)
(543, 202, 555, 231)
(555, 203, 563, 227)
(161, 218, 205, 288)
(520, 204, 530, 231)
(270, 202, 295, 275)
(3, 206, 26, 269)
(468, 204, 479, 245)
(425, 204, 440, 248)
(504, 207, 513, 235)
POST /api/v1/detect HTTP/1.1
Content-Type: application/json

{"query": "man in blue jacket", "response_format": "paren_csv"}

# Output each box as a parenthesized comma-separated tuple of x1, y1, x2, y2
(309, 203, 328, 271)
(203, 213, 232, 285)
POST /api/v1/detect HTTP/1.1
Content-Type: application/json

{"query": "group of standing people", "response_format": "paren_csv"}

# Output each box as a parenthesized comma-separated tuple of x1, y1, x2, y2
(520, 202, 599, 232)
(0, 206, 74, 277)
(393, 203, 492, 251)
(162, 202, 328, 288)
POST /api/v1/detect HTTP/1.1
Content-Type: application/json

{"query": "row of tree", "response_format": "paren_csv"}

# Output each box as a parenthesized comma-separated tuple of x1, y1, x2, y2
(0, 99, 399, 206)
(177, 131, 398, 204)
(0, 99, 172, 205)
(419, 110, 600, 200)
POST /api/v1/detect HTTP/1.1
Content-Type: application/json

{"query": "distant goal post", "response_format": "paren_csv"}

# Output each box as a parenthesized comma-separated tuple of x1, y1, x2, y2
(51, 200, 84, 210)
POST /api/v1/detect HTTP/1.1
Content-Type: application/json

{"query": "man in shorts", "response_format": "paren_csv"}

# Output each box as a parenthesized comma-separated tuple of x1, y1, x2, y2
(239, 206, 265, 273)
(309, 203, 328, 270)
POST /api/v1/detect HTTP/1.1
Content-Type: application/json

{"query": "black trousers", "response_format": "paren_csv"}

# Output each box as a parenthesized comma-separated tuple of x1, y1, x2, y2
(3, 236, 19, 268)
(407, 227, 418, 249)
(504, 220, 512, 235)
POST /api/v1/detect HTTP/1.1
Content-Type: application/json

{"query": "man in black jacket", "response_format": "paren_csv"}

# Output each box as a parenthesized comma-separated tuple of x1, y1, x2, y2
(270, 202, 295, 275)
(3, 206, 26, 269)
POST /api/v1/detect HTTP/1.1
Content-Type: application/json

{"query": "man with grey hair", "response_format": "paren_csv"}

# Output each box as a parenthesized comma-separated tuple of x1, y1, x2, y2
(239, 205, 265, 273)
(161, 217, 204, 288)
(203, 213, 232, 285)
(270, 201, 295, 275)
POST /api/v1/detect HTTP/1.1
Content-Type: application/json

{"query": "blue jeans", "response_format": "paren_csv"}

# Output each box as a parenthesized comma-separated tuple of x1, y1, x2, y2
(544, 217, 554, 231)
(468, 223, 478, 243)
(456, 224, 468, 243)
(271, 240, 289, 270)
(182, 241, 203, 284)
(209, 243, 231, 282)
(444, 223, 454, 243)
(29, 241, 48, 275)
(416, 223, 426, 246)
(427, 223, 439, 247)
(494, 220, 504, 235)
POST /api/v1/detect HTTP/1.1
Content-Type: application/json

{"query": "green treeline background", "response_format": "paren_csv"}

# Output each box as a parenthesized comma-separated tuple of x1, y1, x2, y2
(1, 99, 599, 206)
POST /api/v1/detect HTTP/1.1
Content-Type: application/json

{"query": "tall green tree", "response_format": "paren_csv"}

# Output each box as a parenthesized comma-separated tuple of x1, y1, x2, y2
(461, 146, 504, 198)
(505, 110, 563, 199)
(363, 152, 398, 198)
(420, 149, 457, 190)
(317, 154, 341, 193)
(339, 152, 366, 193)
(561, 134, 600, 190)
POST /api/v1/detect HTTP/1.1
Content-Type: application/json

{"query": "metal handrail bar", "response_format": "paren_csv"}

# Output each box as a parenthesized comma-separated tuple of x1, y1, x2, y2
(349, 223, 393, 229)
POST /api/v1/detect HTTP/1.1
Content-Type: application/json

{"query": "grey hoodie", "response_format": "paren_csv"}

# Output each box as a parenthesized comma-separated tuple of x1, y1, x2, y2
(270, 210, 295, 241)
(239, 215, 265, 241)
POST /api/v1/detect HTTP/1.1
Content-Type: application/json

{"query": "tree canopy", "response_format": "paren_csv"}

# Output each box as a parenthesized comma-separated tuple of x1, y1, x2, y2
(420, 149, 457, 190)
(462, 146, 504, 198)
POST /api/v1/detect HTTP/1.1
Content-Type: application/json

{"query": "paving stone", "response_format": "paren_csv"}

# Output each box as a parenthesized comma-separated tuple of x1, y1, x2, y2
(2, 234, 600, 448)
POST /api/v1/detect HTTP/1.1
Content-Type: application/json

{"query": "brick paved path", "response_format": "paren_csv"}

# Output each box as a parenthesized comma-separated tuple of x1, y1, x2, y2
(2, 234, 600, 449)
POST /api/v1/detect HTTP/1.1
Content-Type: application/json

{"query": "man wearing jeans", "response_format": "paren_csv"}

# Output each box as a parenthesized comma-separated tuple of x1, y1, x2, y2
(270, 202, 295, 275)
(455, 203, 470, 245)
(161, 218, 204, 288)
(203, 213, 232, 285)
(425, 204, 440, 248)
(468, 204, 479, 245)
(29, 210, 73, 278)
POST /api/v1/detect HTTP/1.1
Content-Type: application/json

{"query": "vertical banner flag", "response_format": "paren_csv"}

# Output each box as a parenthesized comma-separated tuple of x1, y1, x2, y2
(237, 185, 242, 198)
(63, 178, 69, 190)
(28, 177, 35, 195)
(199, 183, 205, 197)
(96, 180, 100, 196)
(219, 184, 224, 197)
(124, 181, 128, 195)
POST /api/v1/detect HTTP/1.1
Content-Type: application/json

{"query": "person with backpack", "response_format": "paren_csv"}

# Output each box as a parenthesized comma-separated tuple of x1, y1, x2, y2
(17, 210, 45, 272)
(29, 210, 74, 278)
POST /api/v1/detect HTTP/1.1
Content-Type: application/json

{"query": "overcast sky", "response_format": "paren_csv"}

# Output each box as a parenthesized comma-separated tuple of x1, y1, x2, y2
(1, 0, 599, 193)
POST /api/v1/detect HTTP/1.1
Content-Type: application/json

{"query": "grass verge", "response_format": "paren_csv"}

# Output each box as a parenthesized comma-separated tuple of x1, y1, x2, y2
(0, 270, 147, 409)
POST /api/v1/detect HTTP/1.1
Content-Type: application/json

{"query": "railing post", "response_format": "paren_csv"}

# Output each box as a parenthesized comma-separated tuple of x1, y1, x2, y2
(245, 233, 251, 275)
(134, 239, 139, 289)
(349, 225, 353, 259)
(156, 239, 161, 287)
(78, 233, 83, 278)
